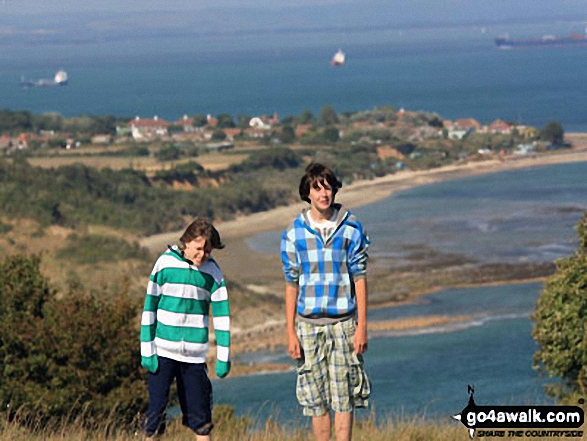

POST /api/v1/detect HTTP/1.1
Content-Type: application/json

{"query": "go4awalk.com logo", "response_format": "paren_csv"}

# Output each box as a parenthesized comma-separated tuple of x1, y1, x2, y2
(452, 386, 585, 438)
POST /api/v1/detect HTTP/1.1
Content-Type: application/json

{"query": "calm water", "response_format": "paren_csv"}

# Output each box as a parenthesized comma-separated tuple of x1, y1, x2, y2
(2, 21, 587, 130)
(214, 283, 548, 425)
(249, 161, 587, 266)
(222, 161, 587, 424)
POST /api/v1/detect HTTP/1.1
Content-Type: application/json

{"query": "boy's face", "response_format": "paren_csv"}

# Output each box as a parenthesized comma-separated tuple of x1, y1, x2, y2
(308, 180, 334, 212)
(184, 236, 211, 266)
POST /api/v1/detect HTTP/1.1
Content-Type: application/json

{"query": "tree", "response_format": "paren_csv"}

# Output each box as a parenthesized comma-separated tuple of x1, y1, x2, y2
(298, 109, 314, 124)
(192, 114, 208, 128)
(216, 114, 235, 128)
(533, 214, 587, 400)
(323, 126, 340, 143)
(319, 105, 339, 125)
(211, 129, 227, 141)
(540, 121, 564, 145)
(156, 145, 181, 161)
(236, 114, 252, 129)
(279, 125, 296, 144)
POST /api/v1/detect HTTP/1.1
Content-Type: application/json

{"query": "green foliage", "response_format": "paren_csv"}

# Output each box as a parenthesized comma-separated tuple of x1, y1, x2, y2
(0, 220, 13, 234)
(191, 114, 208, 127)
(231, 148, 301, 172)
(56, 234, 152, 264)
(533, 214, 587, 399)
(0, 158, 299, 235)
(211, 129, 227, 141)
(298, 109, 314, 124)
(322, 126, 340, 143)
(319, 105, 339, 125)
(278, 125, 296, 144)
(155, 145, 181, 161)
(216, 114, 235, 128)
(0, 109, 33, 133)
(540, 121, 565, 145)
(236, 114, 252, 129)
(0, 254, 147, 426)
(152, 161, 204, 185)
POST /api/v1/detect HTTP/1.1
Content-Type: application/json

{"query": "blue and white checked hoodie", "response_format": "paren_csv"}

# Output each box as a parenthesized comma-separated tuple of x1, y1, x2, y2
(281, 204, 370, 319)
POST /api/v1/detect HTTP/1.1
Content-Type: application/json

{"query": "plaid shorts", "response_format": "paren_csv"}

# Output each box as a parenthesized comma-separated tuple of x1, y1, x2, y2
(296, 319, 371, 417)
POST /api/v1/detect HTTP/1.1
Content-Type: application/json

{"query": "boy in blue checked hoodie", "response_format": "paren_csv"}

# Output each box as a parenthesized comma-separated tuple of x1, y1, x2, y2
(281, 163, 371, 441)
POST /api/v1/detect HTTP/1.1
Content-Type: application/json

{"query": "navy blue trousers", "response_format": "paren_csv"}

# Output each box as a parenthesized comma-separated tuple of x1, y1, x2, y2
(144, 357, 213, 436)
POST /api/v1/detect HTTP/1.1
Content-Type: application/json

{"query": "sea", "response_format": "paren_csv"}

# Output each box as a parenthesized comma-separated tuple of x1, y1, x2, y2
(1, 20, 587, 131)
(215, 161, 587, 425)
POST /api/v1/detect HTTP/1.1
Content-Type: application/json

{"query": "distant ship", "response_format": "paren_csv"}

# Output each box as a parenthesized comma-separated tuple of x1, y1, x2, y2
(331, 49, 345, 66)
(20, 70, 68, 88)
(495, 29, 587, 49)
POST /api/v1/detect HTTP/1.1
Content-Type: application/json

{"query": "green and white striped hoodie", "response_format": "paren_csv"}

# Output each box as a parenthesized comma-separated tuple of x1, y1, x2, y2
(140, 245, 231, 377)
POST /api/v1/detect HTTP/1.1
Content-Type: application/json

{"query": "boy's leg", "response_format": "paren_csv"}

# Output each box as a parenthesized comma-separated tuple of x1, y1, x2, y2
(177, 362, 214, 438)
(334, 411, 353, 441)
(144, 357, 176, 437)
(312, 413, 331, 441)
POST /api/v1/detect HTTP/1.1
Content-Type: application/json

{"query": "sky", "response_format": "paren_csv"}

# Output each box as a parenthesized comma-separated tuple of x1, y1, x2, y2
(0, 1, 586, 60)
(1, 1, 586, 31)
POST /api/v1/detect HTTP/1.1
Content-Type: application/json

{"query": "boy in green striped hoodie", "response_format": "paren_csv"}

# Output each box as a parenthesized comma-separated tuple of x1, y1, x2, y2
(140, 219, 230, 441)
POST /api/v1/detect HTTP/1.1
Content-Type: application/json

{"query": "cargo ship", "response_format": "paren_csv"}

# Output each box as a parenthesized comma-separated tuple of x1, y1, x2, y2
(20, 70, 68, 88)
(495, 30, 587, 49)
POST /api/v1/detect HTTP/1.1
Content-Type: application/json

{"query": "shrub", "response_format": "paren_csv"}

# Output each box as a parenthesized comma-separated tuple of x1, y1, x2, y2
(533, 214, 587, 400)
(0, 254, 147, 426)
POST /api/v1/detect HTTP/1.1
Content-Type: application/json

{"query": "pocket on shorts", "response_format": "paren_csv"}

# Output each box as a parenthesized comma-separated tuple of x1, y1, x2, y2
(295, 358, 321, 408)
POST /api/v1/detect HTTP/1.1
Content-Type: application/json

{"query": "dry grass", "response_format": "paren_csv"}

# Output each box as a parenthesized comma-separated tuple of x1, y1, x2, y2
(1, 412, 577, 441)
(26, 151, 248, 172)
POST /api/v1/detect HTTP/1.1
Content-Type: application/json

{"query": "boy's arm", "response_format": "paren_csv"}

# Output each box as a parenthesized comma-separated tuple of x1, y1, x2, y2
(140, 268, 163, 373)
(353, 278, 368, 355)
(285, 283, 301, 359)
(211, 280, 231, 378)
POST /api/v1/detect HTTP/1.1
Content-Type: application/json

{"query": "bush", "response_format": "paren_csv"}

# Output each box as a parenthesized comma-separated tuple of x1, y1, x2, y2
(56, 234, 152, 264)
(0, 254, 147, 426)
(533, 214, 587, 400)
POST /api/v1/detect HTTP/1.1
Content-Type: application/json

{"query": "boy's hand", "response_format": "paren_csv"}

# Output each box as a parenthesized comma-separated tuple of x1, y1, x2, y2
(216, 360, 231, 378)
(287, 331, 301, 359)
(354, 325, 368, 355)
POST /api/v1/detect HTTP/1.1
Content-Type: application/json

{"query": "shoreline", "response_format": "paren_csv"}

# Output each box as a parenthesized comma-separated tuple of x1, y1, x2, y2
(141, 144, 587, 250)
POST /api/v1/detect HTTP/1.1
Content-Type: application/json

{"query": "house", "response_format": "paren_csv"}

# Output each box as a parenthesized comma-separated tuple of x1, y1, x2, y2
(295, 124, 313, 139)
(222, 128, 242, 141)
(443, 120, 455, 131)
(448, 129, 470, 140)
(206, 115, 218, 127)
(0, 135, 11, 150)
(249, 113, 279, 130)
(129, 116, 169, 141)
(17, 133, 29, 149)
(455, 118, 481, 131)
(489, 119, 512, 134)
(514, 143, 535, 155)
(175, 115, 196, 132)
(243, 128, 270, 139)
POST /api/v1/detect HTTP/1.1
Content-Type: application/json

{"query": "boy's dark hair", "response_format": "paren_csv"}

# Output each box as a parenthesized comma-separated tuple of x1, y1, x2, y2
(179, 218, 225, 250)
(299, 163, 342, 204)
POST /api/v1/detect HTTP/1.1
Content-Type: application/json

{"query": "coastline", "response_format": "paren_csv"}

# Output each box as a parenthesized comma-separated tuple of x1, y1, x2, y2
(141, 142, 587, 250)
